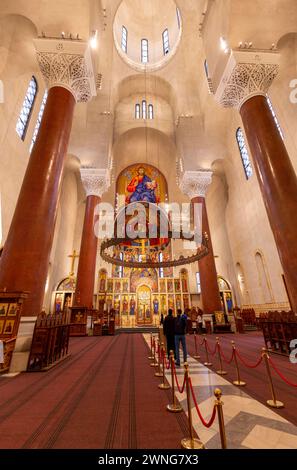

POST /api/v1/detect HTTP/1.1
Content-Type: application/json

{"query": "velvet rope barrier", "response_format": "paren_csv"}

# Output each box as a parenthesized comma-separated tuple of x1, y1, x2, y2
(173, 362, 187, 393)
(235, 349, 263, 369)
(220, 347, 235, 365)
(205, 341, 218, 356)
(188, 377, 217, 428)
(268, 356, 297, 387)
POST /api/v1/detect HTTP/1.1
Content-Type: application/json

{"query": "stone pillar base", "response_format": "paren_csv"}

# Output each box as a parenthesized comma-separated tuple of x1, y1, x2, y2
(9, 316, 37, 373)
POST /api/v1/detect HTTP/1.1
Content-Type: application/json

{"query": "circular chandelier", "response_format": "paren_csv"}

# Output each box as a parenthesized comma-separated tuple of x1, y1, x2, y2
(100, 232, 209, 269)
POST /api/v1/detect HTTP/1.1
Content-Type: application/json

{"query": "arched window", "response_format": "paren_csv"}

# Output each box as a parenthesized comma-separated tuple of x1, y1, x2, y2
(176, 7, 182, 29)
(119, 252, 124, 278)
(236, 127, 253, 180)
(16, 76, 38, 141)
(159, 252, 164, 278)
(267, 96, 284, 140)
(196, 272, 201, 294)
(141, 39, 149, 63)
(204, 60, 209, 79)
(236, 262, 249, 304)
(148, 104, 154, 120)
(162, 29, 170, 55)
(255, 252, 273, 303)
(30, 90, 48, 153)
(135, 104, 141, 119)
(121, 26, 128, 53)
(142, 100, 147, 119)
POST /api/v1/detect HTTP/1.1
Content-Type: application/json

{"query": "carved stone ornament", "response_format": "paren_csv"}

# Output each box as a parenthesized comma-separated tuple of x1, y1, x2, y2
(80, 168, 111, 198)
(34, 39, 96, 103)
(215, 50, 280, 110)
(179, 170, 213, 199)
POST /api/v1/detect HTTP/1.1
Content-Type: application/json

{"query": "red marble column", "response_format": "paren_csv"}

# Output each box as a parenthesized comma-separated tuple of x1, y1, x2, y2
(240, 95, 297, 313)
(192, 196, 222, 315)
(0, 87, 75, 316)
(74, 195, 100, 308)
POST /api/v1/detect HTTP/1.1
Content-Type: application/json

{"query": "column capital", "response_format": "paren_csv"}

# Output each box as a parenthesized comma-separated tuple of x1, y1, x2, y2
(34, 39, 96, 103)
(80, 168, 111, 198)
(215, 50, 280, 110)
(179, 170, 213, 199)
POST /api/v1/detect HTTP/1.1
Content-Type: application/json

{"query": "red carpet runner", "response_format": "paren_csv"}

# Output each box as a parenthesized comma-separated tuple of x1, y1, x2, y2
(0, 334, 190, 449)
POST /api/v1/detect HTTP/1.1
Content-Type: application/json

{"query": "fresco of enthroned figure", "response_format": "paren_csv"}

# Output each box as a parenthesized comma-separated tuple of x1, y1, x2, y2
(126, 166, 157, 203)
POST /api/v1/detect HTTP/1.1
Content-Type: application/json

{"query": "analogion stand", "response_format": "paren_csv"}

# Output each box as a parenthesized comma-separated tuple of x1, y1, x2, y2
(69, 306, 88, 336)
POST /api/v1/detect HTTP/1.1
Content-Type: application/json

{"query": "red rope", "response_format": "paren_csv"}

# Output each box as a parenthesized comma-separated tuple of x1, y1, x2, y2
(199, 338, 205, 347)
(189, 377, 217, 428)
(161, 349, 171, 369)
(235, 350, 263, 369)
(173, 363, 187, 393)
(268, 356, 297, 387)
(220, 346, 235, 365)
(206, 341, 218, 356)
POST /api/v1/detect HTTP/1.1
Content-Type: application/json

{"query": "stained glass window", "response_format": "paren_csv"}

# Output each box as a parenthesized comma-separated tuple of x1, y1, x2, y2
(176, 7, 181, 29)
(159, 252, 164, 278)
(121, 26, 128, 53)
(162, 29, 170, 55)
(16, 76, 38, 141)
(141, 39, 149, 63)
(30, 90, 48, 153)
(196, 272, 201, 294)
(236, 127, 253, 180)
(267, 96, 284, 140)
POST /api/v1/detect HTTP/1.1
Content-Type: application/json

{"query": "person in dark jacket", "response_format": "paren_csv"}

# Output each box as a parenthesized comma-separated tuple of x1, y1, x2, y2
(174, 309, 188, 366)
(163, 309, 175, 358)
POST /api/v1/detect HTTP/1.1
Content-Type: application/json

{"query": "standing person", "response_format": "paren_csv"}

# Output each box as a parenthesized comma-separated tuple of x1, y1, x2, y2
(160, 313, 164, 326)
(163, 309, 175, 358)
(174, 309, 188, 366)
(197, 308, 203, 334)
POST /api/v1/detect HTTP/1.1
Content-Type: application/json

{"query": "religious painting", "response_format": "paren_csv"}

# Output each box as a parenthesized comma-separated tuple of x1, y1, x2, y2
(181, 269, 189, 292)
(55, 294, 63, 313)
(122, 296, 129, 314)
(130, 268, 158, 293)
(167, 280, 174, 293)
(3, 320, 14, 335)
(63, 294, 72, 310)
(99, 269, 107, 293)
(8, 304, 18, 316)
(117, 164, 168, 206)
(153, 296, 159, 314)
(0, 304, 8, 316)
(176, 295, 182, 311)
(114, 280, 121, 293)
(114, 295, 120, 312)
(57, 277, 76, 292)
(107, 280, 113, 293)
(183, 295, 190, 310)
(168, 295, 174, 311)
(130, 296, 136, 315)
(122, 280, 129, 293)
(215, 311, 226, 325)
(174, 279, 181, 293)
(159, 280, 166, 293)
(159, 295, 166, 315)
(0, 319, 4, 335)
(106, 295, 113, 312)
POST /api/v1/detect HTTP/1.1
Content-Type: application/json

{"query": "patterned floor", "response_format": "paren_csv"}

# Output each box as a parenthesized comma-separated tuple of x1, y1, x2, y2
(143, 334, 297, 449)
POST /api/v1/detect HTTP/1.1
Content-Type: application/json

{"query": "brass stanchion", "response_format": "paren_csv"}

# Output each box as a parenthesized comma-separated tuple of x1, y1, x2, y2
(193, 332, 201, 360)
(214, 389, 227, 449)
(148, 333, 153, 360)
(159, 343, 170, 390)
(262, 348, 284, 409)
(232, 341, 246, 386)
(167, 351, 183, 413)
(150, 336, 158, 367)
(181, 363, 205, 449)
(216, 338, 227, 375)
(155, 339, 163, 377)
(203, 335, 212, 366)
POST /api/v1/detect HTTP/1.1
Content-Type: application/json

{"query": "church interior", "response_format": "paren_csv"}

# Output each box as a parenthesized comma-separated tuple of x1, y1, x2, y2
(0, 0, 297, 452)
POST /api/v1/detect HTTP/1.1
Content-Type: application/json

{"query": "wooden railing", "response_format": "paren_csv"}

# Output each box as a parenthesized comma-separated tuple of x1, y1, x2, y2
(27, 312, 70, 372)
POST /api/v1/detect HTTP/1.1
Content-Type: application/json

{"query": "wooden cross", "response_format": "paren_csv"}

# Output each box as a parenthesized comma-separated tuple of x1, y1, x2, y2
(68, 250, 79, 277)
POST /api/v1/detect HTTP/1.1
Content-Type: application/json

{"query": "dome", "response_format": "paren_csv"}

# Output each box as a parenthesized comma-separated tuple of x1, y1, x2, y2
(113, 0, 182, 72)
